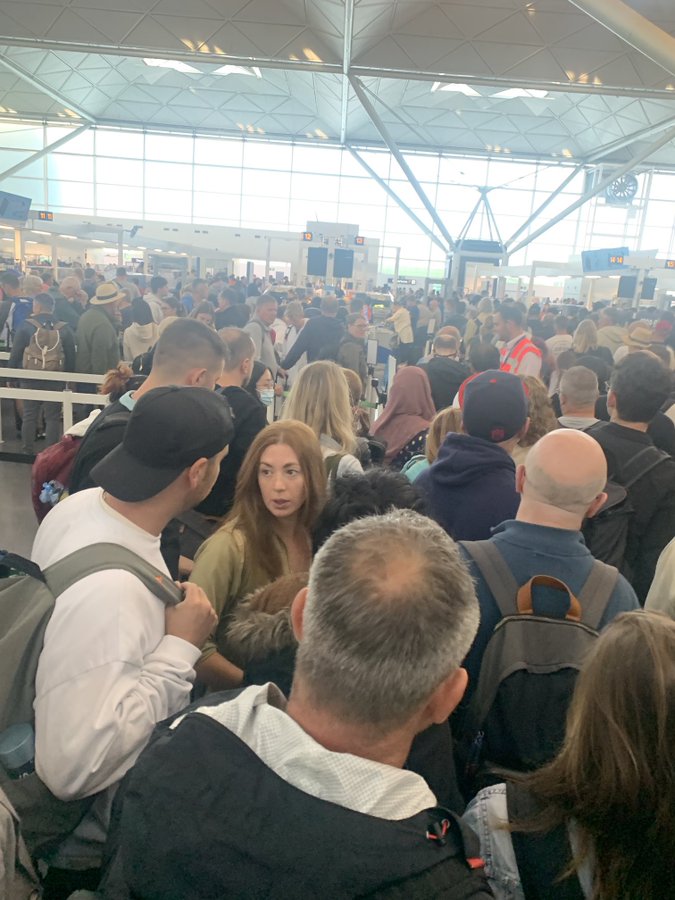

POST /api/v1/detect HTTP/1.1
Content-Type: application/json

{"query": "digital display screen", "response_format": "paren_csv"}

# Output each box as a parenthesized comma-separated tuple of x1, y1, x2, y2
(355, 236, 365, 245)
(0, 191, 32, 222)
(37, 210, 54, 221)
(665, 259, 675, 269)
(302, 231, 313, 242)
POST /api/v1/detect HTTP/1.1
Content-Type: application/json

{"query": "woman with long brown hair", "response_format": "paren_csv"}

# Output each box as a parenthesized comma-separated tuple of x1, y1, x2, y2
(463, 611, 675, 899)
(190, 420, 326, 691)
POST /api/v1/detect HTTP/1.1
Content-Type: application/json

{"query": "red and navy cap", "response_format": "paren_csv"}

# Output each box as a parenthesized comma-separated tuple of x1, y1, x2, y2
(461, 369, 528, 443)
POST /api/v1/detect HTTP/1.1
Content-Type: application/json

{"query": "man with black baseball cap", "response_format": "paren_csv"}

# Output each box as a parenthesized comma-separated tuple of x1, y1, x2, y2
(415, 370, 529, 540)
(31, 386, 234, 890)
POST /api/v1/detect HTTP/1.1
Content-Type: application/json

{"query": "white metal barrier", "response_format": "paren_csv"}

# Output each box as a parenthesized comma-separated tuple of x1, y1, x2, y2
(0, 367, 107, 444)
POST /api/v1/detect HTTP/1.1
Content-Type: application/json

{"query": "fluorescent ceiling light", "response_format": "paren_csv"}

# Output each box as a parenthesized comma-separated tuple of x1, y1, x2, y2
(153, 248, 163, 252)
(32, 230, 52, 235)
(493, 88, 550, 99)
(213, 64, 261, 78)
(143, 58, 200, 74)
(90, 239, 105, 244)
(136, 246, 147, 250)
(26, 240, 38, 244)
(59, 234, 77, 239)
(431, 82, 480, 96)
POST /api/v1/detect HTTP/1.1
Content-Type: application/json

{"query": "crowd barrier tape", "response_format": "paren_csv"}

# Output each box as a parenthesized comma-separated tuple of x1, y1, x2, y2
(0, 367, 107, 444)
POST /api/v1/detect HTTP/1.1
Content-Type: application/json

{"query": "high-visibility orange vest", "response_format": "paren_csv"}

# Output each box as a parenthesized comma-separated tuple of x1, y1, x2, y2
(500, 335, 542, 374)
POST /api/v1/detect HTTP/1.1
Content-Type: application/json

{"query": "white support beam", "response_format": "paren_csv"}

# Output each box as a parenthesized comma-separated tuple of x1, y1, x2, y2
(340, 0, 355, 145)
(506, 164, 585, 248)
(348, 148, 449, 254)
(0, 124, 91, 181)
(509, 124, 675, 257)
(584, 114, 675, 163)
(0, 56, 95, 122)
(1, 37, 674, 100)
(349, 75, 455, 249)
(568, 0, 675, 79)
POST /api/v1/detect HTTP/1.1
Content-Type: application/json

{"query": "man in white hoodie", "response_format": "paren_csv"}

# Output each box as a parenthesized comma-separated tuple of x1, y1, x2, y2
(32, 386, 232, 894)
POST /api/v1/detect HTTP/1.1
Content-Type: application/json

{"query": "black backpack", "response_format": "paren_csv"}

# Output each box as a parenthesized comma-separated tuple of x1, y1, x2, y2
(582, 439, 670, 572)
(506, 782, 585, 900)
(459, 541, 617, 792)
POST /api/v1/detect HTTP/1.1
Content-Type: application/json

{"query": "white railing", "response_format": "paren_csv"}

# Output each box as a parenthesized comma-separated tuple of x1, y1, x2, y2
(0, 367, 107, 443)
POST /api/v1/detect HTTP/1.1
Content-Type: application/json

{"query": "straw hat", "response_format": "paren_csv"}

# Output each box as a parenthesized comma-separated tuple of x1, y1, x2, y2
(91, 281, 126, 305)
(623, 326, 654, 349)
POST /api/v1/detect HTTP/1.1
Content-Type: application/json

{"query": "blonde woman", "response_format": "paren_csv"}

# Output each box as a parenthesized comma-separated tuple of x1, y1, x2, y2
(402, 407, 463, 482)
(512, 375, 558, 465)
(572, 319, 613, 365)
(281, 360, 364, 479)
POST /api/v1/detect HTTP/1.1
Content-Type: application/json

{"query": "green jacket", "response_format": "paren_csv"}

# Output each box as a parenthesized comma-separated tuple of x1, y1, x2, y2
(76, 306, 120, 375)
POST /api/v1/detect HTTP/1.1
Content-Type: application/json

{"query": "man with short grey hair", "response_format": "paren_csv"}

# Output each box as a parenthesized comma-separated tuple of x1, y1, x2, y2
(280, 293, 344, 367)
(558, 365, 600, 430)
(54, 274, 86, 329)
(105, 511, 493, 899)
(244, 292, 278, 376)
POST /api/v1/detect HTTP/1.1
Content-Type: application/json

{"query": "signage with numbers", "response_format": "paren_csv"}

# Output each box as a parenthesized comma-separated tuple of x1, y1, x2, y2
(37, 210, 54, 221)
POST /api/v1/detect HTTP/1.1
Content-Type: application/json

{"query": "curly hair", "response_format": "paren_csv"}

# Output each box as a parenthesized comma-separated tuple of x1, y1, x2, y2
(312, 468, 426, 554)
(518, 374, 558, 448)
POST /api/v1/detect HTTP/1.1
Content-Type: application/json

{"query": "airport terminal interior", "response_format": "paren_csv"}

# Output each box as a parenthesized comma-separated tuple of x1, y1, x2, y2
(1, 1, 675, 898)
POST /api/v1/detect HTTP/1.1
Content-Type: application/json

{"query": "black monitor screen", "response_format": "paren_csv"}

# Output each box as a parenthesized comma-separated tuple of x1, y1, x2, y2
(307, 247, 328, 277)
(0, 191, 31, 222)
(333, 248, 354, 278)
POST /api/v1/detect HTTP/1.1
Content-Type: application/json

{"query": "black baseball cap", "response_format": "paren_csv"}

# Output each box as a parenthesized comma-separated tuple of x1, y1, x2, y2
(461, 370, 528, 443)
(91, 386, 234, 502)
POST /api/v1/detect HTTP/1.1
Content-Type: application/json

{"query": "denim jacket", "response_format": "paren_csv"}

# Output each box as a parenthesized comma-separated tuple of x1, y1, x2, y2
(462, 784, 593, 900)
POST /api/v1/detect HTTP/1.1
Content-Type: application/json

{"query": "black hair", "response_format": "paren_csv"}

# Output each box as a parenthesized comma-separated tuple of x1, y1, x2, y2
(468, 341, 500, 373)
(610, 351, 671, 422)
(576, 354, 612, 393)
(150, 275, 168, 293)
(312, 469, 426, 554)
(116, 267, 127, 277)
(131, 297, 154, 327)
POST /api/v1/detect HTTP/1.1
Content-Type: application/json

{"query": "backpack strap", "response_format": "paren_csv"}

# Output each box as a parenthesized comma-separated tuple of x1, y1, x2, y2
(460, 541, 519, 618)
(620, 444, 669, 489)
(43, 543, 183, 606)
(577, 560, 618, 630)
(506, 782, 585, 900)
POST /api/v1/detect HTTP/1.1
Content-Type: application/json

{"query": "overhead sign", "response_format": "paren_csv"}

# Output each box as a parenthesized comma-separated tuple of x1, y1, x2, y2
(36, 210, 54, 221)
(665, 259, 675, 269)
(355, 235, 365, 245)
(301, 231, 313, 241)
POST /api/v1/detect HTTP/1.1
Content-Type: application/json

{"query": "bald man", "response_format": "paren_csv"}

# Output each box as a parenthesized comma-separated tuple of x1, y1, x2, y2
(459, 429, 638, 703)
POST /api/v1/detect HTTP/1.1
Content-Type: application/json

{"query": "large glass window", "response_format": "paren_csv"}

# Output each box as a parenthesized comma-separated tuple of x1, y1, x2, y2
(47, 154, 94, 183)
(15, 120, 675, 281)
(96, 157, 143, 186)
(95, 129, 145, 160)
(145, 133, 193, 163)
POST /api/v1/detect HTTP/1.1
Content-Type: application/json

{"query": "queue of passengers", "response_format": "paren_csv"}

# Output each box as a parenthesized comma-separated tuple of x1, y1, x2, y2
(1, 266, 675, 898)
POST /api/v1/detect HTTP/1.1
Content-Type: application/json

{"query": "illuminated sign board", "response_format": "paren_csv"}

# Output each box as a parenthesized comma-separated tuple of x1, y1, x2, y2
(665, 259, 675, 269)
(37, 210, 54, 221)
(302, 231, 313, 241)
(355, 235, 365, 245)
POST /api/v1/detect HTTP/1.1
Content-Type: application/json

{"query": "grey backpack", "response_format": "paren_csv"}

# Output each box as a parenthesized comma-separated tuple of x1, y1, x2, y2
(460, 540, 618, 788)
(0, 544, 182, 861)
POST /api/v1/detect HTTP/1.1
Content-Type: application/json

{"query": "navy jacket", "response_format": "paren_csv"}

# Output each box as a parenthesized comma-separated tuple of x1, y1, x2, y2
(415, 433, 519, 540)
(280, 314, 344, 367)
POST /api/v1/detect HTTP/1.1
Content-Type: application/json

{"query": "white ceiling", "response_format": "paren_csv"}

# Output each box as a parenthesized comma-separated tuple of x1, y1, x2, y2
(1, 0, 675, 166)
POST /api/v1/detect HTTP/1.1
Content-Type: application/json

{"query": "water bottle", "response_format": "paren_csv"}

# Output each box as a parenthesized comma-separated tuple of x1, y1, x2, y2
(0, 723, 36, 779)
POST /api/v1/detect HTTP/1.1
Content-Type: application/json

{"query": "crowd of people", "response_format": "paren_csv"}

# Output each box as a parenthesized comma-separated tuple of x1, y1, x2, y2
(1, 266, 675, 899)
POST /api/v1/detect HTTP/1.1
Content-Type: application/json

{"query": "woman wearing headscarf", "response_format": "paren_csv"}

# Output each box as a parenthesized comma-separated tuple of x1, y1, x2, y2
(372, 366, 436, 469)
